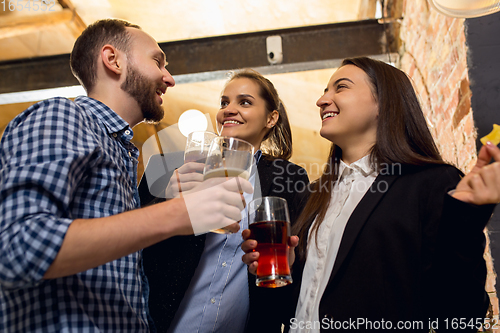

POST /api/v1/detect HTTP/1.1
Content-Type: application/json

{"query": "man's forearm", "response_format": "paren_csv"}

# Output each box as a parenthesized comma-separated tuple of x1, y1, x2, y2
(43, 198, 191, 279)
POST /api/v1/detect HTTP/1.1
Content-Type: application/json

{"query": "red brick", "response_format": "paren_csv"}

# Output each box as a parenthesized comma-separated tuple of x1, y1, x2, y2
(449, 62, 465, 86)
(462, 113, 476, 136)
(401, 11, 498, 321)
(453, 80, 472, 128)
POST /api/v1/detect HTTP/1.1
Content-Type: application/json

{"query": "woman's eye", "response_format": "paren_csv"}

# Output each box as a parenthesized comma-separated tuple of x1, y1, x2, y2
(241, 100, 251, 106)
(220, 101, 228, 108)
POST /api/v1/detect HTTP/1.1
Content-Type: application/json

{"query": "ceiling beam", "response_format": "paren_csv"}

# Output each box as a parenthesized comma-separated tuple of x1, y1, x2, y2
(358, 0, 379, 20)
(0, 9, 77, 39)
(162, 19, 399, 76)
(0, 19, 400, 94)
(57, 0, 87, 37)
(0, 0, 87, 40)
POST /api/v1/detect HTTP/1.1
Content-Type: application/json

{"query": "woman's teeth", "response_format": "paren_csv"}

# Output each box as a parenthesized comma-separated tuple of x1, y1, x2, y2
(322, 112, 338, 120)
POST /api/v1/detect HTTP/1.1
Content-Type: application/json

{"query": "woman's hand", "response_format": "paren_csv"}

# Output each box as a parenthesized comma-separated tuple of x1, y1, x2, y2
(453, 142, 500, 205)
(165, 162, 205, 199)
(241, 229, 299, 275)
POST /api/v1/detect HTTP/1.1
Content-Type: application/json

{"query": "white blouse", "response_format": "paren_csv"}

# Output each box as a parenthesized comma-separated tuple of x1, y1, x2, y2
(291, 155, 378, 333)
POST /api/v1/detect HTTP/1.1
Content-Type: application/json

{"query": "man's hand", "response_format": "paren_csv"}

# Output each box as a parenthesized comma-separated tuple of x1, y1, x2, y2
(184, 177, 253, 235)
(453, 142, 500, 205)
(241, 229, 299, 275)
(165, 162, 204, 199)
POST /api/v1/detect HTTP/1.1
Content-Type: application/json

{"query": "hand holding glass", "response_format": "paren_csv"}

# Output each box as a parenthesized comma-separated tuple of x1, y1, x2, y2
(248, 196, 293, 288)
(169, 131, 216, 198)
(203, 137, 254, 234)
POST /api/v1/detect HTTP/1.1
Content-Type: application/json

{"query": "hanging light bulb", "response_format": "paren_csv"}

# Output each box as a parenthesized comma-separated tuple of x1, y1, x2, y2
(178, 109, 208, 137)
(429, 0, 500, 18)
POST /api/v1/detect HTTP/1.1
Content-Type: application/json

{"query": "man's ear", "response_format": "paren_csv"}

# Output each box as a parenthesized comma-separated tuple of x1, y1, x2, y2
(101, 44, 123, 75)
(266, 110, 279, 128)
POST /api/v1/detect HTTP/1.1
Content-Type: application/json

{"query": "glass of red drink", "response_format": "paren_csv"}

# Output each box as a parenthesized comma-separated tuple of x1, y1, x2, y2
(248, 196, 292, 288)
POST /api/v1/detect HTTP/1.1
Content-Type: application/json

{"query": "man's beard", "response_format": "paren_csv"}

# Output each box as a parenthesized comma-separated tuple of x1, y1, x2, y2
(120, 64, 165, 124)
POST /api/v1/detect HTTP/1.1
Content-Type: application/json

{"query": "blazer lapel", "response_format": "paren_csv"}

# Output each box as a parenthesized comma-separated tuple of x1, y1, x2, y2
(327, 173, 399, 285)
(255, 157, 273, 198)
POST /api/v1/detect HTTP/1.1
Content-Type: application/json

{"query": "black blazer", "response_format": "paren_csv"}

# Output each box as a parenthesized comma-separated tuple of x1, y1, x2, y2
(259, 164, 493, 333)
(142, 156, 310, 332)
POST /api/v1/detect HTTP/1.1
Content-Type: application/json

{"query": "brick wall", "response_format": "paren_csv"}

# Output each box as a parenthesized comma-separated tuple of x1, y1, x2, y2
(398, 0, 498, 325)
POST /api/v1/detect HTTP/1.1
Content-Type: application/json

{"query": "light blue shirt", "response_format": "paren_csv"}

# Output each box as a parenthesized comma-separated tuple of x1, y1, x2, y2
(168, 152, 262, 333)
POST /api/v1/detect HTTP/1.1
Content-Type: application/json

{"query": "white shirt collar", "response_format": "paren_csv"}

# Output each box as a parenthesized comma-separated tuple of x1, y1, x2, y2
(338, 154, 376, 179)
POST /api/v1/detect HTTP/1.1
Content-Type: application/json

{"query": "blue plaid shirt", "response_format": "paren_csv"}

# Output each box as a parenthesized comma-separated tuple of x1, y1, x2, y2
(0, 96, 147, 332)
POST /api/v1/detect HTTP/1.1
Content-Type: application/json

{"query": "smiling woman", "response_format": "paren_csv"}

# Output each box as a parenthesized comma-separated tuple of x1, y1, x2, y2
(217, 69, 293, 160)
(241, 57, 499, 333)
(317, 64, 379, 163)
(143, 69, 310, 333)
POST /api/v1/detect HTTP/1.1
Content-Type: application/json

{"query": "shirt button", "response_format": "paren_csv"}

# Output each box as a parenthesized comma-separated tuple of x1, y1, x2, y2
(125, 130, 131, 135)
(211, 298, 216, 304)
(222, 262, 227, 267)
(112, 133, 117, 138)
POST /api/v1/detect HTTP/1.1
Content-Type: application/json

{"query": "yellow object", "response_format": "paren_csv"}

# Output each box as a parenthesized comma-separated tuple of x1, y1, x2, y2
(480, 124, 500, 146)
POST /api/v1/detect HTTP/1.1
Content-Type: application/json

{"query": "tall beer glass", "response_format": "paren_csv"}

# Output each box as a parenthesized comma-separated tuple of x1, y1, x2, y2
(203, 136, 254, 234)
(248, 196, 293, 288)
(184, 131, 217, 163)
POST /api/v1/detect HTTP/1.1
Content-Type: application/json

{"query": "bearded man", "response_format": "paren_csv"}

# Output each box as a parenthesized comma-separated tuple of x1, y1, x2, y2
(0, 19, 252, 332)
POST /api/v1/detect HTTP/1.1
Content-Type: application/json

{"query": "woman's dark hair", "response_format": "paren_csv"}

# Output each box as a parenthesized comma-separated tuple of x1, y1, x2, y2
(226, 69, 293, 160)
(293, 57, 446, 258)
(70, 19, 140, 94)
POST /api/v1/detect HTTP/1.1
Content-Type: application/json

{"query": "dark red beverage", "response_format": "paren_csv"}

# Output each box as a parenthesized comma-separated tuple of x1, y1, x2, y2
(249, 220, 292, 288)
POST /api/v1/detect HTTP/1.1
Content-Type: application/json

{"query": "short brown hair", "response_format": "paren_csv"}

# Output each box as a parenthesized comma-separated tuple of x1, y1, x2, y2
(70, 19, 140, 93)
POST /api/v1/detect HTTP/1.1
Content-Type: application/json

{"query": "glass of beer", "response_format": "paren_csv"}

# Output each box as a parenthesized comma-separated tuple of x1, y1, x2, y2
(248, 196, 292, 288)
(184, 131, 217, 163)
(203, 136, 254, 234)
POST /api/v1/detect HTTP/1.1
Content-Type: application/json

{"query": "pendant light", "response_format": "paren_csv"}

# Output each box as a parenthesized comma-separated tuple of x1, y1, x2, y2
(429, 0, 500, 18)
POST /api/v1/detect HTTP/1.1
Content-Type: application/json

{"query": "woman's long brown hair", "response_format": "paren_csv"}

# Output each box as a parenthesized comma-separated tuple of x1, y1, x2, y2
(292, 57, 447, 259)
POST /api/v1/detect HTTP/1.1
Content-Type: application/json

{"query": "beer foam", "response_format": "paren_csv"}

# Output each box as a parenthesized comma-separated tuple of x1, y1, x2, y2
(203, 167, 250, 180)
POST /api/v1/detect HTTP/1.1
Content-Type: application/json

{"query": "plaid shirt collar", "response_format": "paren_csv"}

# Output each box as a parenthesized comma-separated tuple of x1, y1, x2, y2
(75, 96, 133, 139)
